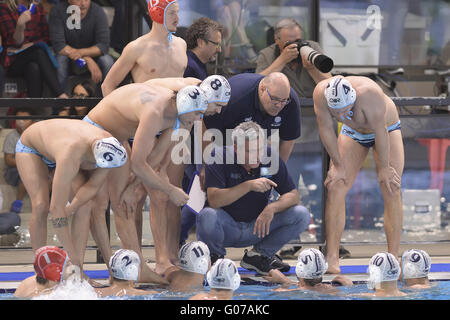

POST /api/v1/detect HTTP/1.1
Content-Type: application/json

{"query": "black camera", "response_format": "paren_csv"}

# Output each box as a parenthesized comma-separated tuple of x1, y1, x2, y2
(284, 40, 334, 73)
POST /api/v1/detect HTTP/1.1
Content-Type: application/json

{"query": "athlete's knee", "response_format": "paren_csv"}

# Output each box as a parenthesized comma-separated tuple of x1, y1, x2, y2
(196, 207, 219, 233)
(32, 199, 49, 217)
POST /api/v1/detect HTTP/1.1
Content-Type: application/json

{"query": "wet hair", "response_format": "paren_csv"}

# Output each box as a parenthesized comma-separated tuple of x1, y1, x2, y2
(184, 17, 224, 50)
(36, 276, 49, 285)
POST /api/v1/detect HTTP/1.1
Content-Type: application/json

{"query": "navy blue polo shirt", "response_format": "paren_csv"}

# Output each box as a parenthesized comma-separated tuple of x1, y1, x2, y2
(203, 73, 301, 142)
(205, 145, 296, 222)
(183, 50, 208, 80)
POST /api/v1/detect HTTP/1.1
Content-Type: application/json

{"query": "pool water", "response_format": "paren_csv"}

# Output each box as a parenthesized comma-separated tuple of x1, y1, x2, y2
(1, 280, 449, 300)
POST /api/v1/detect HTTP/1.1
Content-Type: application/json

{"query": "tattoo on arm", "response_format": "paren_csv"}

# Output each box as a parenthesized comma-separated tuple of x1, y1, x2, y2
(52, 217, 69, 228)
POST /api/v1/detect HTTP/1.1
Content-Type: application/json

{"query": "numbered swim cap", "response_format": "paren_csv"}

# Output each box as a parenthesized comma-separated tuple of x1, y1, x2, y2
(367, 252, 400, 289)
(34, 246, 68, 282)
(324, 77, 356, 109)
(148, 0, 176, 24)
(295, 248, 328, 279)
(207, 258, 241, 291)
(176, 85, 208, 116)
(200, 75, 231, 104)
(179, 241, 210, 274)
(93, 137, 127, 168)
(109, 249, 140, 281)
(401, 249, 431, 280)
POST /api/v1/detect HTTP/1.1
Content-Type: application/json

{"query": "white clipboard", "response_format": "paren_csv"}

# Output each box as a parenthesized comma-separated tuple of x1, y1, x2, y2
(184, 171, 206, 214)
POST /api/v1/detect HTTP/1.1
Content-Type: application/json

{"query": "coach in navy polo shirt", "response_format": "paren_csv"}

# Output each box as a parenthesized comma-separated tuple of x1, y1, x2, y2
(183, 17, 224, 80)
(203, 72, 301, 163)
(196, 121, 310, 275)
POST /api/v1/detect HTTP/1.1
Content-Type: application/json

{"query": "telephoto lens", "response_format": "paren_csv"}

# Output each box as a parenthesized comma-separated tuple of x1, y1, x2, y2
(298, 43, 334, 73)
(284, 40, 334, 73)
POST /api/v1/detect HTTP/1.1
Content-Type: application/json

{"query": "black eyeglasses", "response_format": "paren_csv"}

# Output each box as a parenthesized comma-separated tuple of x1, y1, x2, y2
(204, 39, 221, 49)
(266, 88, 291, 106)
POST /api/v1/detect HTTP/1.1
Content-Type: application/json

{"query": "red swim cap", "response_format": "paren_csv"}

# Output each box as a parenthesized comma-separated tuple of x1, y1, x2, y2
(148, 0, 176, 24)
(34, 246, 68, 282)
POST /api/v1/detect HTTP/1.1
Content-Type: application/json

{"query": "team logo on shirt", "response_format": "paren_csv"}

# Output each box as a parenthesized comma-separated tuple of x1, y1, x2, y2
(244, 117, 253, 122)
(272, 116, 282, 127)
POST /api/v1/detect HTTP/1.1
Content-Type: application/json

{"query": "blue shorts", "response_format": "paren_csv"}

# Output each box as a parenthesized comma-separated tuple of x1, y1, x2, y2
(15, 139, 56, 168)
(340, 120, 401, 148)
(82, 115, 105, 130)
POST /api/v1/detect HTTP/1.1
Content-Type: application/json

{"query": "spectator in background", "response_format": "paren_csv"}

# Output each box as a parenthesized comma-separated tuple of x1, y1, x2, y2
(256, 18, 331, 99)
(183, 17, 224, 80)
(48, 0, 114, 92)
(0, 34, 5, 97)
(3, 107, 34, 214)
(57, 78, 97, 116)
(0, 0, 68, 99)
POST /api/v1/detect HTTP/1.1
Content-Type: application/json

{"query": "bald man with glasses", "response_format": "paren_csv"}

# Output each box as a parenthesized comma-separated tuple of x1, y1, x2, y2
(204, 72, 301, 163)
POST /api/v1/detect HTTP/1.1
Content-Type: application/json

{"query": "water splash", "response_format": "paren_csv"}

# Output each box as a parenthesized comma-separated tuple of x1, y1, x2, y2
(32, 279, 99, 300)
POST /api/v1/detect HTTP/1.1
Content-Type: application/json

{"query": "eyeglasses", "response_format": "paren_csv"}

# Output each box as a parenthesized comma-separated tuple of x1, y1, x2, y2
(72, 94, 88, 99)
(265, 88, 291, 106)
(204, 39, 221, 49)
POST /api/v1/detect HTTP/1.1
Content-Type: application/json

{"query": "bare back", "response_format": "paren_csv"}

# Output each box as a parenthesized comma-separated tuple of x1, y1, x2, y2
(88, 83, 176, 142)
(20, 119, 108, 166)
(315, 76, 399, 134)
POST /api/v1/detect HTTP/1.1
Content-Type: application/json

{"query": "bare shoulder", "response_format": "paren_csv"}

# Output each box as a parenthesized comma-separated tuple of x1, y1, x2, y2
(14, 276, 37, 298)
(173, 35, 187, 47)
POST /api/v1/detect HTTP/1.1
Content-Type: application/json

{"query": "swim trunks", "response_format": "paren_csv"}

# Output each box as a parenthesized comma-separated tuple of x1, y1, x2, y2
(340, 120, 401, 148)
(16, 139, 56, 168)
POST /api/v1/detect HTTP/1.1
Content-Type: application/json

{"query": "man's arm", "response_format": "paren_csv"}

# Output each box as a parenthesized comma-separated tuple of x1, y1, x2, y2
(65, 168, 110, 215)
(101, 42, 138, 96)
(78, 46, 102, 58)
(265, 188, 299, 213)
(313, 85, 342, 168)
(279, 139, 295, 163)
(253, 188, 299, 238)
(48, 5, 68, 56)
(207, 178, 277, 209)
(364, 91, 400, 194)
(48, 155, 82, 266)
(256, 44, 299, 76)
(130, 110, 188, 206)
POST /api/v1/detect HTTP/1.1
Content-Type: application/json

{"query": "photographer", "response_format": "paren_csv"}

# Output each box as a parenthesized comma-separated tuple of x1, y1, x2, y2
(256, 18, 331, 98)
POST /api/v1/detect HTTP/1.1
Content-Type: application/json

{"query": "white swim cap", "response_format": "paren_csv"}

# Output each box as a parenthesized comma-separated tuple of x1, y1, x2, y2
(324, 77, 356, 109)
(179, 241, 210, 274)
(295, 248, 328, 279)
(401, 249, 431, 280)
(176, 85, 208, 116)
(93, 137, 127, 168)
(367, 252, 400, 289)
(200, 75, 231, 103)
(206, 258, 241, 291)
(109, 249, 140, 281)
